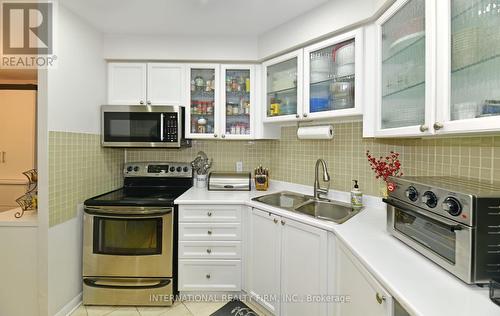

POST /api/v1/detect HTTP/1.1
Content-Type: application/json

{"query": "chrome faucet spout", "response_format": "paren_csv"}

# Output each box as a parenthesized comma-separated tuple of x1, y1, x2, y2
(314, 159, 331, 200)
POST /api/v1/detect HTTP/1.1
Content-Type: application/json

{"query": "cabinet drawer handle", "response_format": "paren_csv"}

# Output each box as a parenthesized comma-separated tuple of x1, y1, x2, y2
(206, 249, 212, 254)
(273, 218, 278, 224)
(207, 230, 212, 235)
(375, 293, 386, 304)
(206, 274, 211, 279)
(207, 211, 212, 217)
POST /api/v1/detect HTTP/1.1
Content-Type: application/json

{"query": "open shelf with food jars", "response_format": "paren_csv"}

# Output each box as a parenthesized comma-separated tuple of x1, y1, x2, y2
(303, 28, 364, 120)
(186, 64, 220, 139)
(434, 0, 500, 134)
(221, 65, 255, 139)
(263, 49, 304, 123)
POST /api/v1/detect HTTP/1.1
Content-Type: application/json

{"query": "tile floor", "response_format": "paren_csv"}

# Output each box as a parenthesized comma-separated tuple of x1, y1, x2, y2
(71, 300, 269, 316)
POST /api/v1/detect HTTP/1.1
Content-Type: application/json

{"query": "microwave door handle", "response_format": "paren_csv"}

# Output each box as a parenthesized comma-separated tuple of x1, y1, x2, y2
(160, 113, 165, 141)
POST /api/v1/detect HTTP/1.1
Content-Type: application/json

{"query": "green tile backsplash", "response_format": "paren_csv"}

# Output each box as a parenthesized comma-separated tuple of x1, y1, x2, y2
(48, 132, 124, 226)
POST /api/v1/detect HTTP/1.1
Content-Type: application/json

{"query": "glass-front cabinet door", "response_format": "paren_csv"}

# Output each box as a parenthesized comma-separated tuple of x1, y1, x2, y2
(221, 65, 255, 139)
(376, 0, 434, 137)
(303, 29, 363, 119)
(263, 50, 303, 122)
(435, 0, 500, 133)
(186, 64, 220, 139)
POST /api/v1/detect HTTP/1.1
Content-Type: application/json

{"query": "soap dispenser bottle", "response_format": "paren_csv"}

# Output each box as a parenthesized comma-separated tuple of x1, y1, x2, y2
(351, 180, 363, 210)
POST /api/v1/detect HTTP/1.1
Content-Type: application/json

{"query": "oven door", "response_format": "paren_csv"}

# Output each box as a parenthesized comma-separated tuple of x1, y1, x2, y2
(385, 198, 474, 283)
(83, 206, 173, 278)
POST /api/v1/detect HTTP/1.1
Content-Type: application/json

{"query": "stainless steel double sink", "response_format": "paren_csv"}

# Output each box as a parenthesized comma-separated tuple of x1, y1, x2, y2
(252, 191, 363, 224)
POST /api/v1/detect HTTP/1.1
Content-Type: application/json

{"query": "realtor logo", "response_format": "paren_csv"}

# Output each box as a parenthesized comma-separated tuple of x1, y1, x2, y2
(0, 0, 57, 68)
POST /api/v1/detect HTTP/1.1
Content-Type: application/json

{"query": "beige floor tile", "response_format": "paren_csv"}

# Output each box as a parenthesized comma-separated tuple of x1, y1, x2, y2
(70, 305, 88, 316)
(137, 301, 192, 316)
(182, 301, 226, 316)
(85, 305, 124, 316)
(105, 307, 140, 316)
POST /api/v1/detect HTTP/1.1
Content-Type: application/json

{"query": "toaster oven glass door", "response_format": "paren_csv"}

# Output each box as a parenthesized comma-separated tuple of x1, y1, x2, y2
(394, 208, 457, 263)
(103, 112, 163, 142)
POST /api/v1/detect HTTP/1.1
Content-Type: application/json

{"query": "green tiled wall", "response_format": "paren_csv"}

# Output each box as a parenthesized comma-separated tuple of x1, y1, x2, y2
(48, 132, 124, 226)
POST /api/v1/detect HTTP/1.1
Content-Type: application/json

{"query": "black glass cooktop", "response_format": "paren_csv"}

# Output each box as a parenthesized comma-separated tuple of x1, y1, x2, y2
(84, 187, 190, 207)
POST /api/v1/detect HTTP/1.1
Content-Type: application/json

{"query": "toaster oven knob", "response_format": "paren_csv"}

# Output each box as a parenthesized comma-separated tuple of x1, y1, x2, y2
(422, 191, 438, 208)
(405, 186, 419, 202)
(443, 197, 462, 216)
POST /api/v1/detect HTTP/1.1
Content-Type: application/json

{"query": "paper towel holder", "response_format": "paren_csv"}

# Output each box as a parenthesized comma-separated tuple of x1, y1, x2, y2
(296, 122, 334, 140)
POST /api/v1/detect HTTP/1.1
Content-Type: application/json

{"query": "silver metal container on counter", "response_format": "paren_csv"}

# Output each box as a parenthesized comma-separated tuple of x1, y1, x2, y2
(208, 172, 251, 191)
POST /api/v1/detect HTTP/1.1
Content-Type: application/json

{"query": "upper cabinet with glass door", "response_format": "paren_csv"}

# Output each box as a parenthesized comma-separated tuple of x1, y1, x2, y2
(221, 65, 255, 139)
(263, 50, 303, 122)
(186, 65, 220, 139)
(375, 0, 435, 137)
(435, 0, 500, 133)
(303, 29, 364, 119)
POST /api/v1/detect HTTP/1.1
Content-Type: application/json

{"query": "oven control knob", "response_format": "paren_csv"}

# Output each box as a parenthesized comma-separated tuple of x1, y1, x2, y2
(443, 197, 462, 216)
(170, 166, 175, 172)
(405, 186, 419, 202)
(127, 166, 133, 172)
(133, 166, 139, 172)
(176, 166, 182, 172)
(183, 167, 189, 172)
(422, 191, 438, 208)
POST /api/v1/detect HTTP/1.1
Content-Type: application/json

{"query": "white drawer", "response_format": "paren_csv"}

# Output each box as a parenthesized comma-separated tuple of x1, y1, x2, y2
(179, 205, 241, 223)
(178, 260, 241, 292)
(179, 241, 241, 259)
(179, 223, 241, 241)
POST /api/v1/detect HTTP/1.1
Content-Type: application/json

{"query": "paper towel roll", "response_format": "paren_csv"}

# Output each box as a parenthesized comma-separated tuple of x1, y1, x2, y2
(297, 125, 334, 139)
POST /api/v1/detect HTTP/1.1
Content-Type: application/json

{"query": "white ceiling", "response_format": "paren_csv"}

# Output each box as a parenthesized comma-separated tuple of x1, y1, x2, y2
(59, 0, 330, 36)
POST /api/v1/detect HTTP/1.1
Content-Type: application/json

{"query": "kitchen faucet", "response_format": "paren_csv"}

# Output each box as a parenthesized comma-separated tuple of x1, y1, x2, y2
(314, 158, 331, 200)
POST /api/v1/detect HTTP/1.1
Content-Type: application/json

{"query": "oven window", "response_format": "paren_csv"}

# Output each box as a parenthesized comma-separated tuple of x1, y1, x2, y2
(93, 217, 162, 256)
(103, 112, 161, 142)
(394, 209, 456, 263)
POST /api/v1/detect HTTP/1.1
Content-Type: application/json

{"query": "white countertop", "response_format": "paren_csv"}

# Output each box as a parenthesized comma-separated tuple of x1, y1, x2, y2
(175, 181, 500, 316)
(0, 207, 38, 227)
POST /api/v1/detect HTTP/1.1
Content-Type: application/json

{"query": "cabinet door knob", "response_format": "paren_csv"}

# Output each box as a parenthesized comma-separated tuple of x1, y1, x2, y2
(206, 274, 211, 279)
(206, 249, 212, 254)
(207, 211, 212, 217)
(419, 125, 429, 132)
(214, 134, 218, 138)
(295, 114, 300, 119)
(303, 113, 308, 118)
(222, 134, 226, 138)
(375, 293, 386, 304)
(433, 122, 444, 130)
(273, 218, 278, 224)
(281, 220, 285, 226)
(207, 230, 212, 235)
(147, 100, 152, 105)
(139, 100, 144, 105)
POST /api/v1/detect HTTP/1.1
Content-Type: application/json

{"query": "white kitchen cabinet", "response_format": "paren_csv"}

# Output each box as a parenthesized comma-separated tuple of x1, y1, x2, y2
(178, 204, 242, 292)
(107, 62, 184, 106)
(434, 0, 500, 134)
(280, 217, 328, 316)
(247, 208, 282, 315)
(263, 49, 304, 123)
(247, 208, 328, 316)
(303, 28, 364, 120)
(374, 0, 436, 137)
(147, 63, 185, 105)
(337, 242, 394, 316)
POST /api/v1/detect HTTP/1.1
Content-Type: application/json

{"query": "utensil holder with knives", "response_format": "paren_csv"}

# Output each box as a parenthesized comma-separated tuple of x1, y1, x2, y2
(254, 165, 269, 191)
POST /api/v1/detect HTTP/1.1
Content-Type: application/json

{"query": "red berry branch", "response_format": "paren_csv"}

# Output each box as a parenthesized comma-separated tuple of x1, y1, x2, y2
(366, 150, 403, 183)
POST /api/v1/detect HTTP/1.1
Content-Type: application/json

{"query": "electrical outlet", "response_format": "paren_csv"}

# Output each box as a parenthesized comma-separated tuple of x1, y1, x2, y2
(236, 161, 243, 172)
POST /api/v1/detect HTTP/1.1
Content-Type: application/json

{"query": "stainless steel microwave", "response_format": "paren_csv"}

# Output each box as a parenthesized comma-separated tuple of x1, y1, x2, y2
(101, 105, 191, 148)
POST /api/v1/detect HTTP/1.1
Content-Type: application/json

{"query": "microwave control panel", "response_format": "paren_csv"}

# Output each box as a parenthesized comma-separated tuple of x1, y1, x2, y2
(164, 113, 178, 142)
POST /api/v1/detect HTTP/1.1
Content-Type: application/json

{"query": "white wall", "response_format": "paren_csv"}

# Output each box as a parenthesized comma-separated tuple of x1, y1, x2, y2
(47, 5, 106, 315)
(103, 34, 258, 61)
(257, 0, 392, 59)
(47, 6, 106, 134)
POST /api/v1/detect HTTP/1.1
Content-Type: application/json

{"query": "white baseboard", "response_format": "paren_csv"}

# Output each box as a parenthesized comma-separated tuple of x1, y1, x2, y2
(54, 292, 82, 316)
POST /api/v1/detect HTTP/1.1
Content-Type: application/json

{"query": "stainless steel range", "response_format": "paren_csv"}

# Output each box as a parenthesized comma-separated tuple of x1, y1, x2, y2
(83, 162, 192, 306)
(384, 176, 500, 284)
